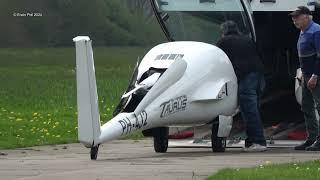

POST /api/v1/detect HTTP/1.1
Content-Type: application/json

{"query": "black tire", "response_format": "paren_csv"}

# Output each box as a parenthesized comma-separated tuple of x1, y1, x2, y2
(90, 145, 99, 160)
(153, 127, 169, 153)
(211, 123, 226, 152)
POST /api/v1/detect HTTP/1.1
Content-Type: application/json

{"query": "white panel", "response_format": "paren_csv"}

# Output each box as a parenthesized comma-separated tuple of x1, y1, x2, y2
(218, 115, 233, 137)
(250, 0, 315, 11)
(159, 0, 245, 11)
(295, 68, 302, 106)
(73, 36, 101, 147)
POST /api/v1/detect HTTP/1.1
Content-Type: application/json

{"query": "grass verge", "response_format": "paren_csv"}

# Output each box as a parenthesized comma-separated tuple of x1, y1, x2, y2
(207, 160, 320, 180)
(0, 47, 149, 149)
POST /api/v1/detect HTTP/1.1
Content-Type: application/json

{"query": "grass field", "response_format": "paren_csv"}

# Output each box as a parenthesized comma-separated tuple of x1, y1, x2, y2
(207, 160, 320, 180)
(0, 47, 150, 149)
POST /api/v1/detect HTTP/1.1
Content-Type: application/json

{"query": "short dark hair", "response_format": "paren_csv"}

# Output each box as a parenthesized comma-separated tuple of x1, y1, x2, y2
(221, 21, 241, 36)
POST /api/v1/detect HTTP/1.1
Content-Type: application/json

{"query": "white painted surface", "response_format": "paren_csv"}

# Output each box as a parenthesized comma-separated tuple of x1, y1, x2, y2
(250, 0, 315, 11)
(73, 36, 101, 147)
(77, 42, 238, 145)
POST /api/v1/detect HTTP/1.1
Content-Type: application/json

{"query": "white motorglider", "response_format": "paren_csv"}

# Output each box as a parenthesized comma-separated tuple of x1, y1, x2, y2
(74, 0, 318, 160)
(73, 37, 237, 160)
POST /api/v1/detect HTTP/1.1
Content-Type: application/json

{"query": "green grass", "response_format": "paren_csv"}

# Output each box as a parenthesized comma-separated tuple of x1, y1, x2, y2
(207, 160, 320, 180)
(0, 47, 149, 149)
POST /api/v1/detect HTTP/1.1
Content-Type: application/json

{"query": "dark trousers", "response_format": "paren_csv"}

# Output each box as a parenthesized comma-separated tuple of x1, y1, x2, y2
(301, 76, 320, 141)
(239, 72, 266, 146)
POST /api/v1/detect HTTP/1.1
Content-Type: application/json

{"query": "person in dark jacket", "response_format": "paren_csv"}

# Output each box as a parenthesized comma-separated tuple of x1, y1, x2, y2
(216, 21, 267, 152)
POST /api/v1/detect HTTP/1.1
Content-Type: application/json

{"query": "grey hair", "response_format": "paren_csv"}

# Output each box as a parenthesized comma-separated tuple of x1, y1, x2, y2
(309, 15, 313, 20)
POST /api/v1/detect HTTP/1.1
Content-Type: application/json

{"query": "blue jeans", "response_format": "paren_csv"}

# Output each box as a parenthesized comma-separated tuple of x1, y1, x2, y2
(239, 72, 266, 146)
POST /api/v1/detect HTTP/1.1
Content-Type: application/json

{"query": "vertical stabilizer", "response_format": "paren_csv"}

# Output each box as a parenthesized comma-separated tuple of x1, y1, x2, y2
(73, 36, 101, 147)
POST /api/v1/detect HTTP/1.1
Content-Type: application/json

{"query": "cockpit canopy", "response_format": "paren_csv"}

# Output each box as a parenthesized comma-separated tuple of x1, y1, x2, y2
(153, 0, 254, 44)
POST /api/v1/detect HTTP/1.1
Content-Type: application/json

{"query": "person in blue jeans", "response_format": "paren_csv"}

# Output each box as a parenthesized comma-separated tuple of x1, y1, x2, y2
(217, 21, 267, 152)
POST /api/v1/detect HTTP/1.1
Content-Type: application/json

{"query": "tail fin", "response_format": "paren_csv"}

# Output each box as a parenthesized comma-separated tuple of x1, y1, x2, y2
(73, 36, 101, 147)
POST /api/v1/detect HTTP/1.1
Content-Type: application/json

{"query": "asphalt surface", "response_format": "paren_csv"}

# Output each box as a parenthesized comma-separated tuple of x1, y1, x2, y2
(0, 139, 319, 180)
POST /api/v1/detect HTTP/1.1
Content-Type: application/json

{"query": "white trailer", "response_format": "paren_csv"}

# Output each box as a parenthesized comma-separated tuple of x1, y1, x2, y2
(147, 0, 320, 147)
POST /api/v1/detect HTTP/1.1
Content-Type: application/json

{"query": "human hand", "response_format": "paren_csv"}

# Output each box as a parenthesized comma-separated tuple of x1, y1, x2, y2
(307, 76, 318, 90)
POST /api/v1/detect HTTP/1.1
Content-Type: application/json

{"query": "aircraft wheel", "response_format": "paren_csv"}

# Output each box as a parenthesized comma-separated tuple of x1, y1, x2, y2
(90, 145, 99, 160)
(211, 123, 226, 152)
(153, 127, 169, 153)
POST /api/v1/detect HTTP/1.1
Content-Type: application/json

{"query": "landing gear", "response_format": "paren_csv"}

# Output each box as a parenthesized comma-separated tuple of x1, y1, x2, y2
(90, 145, 99, 160)
(153, 127, 169, 153)
(211, 123, 226, 152)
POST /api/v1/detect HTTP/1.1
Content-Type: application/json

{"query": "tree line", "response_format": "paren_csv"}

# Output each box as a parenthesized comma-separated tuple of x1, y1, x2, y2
(0, 0, 166, 47)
